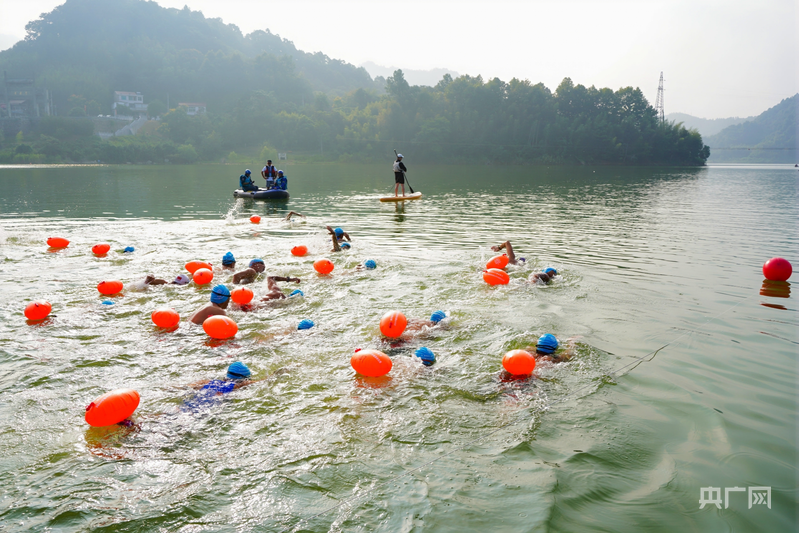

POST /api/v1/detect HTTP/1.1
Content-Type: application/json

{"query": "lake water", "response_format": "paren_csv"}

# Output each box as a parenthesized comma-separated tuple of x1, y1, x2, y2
(0, 163, 796, 532)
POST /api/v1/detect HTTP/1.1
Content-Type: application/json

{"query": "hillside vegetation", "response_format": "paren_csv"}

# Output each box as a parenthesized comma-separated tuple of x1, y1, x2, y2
(704, 95, 797, 163)
(0, 0, 709, 166)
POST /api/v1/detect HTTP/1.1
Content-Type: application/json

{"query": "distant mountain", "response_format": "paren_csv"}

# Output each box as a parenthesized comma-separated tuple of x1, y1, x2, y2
(666, 112, 753, 138)
(704, 94, 798, 163)
(361, 62, 458, 87)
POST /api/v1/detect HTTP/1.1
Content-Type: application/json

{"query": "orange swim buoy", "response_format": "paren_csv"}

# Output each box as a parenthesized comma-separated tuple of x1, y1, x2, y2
(193, 268, 214, 285)
(85, 389, 140, 427)
(231, 287, 254, 304)
(250, 215, 261, 224)
(314, 258, 334, 275)
(47, 237, 70, 248)
(151, 307, 180, 328)
(185, 261, 213, 274)
(483, 268, 510, 286)
(203, 315, 238, 339)
(291, 245, 308, 257)
(351, 349, 393, 377)
(24, 300, 52, 321)
(502, 349, 536, 376)
(92, 243, 111, 255)
(97, 280, 123, 295)
(379, 310, 407, 338)
(486, 254, 509, 270)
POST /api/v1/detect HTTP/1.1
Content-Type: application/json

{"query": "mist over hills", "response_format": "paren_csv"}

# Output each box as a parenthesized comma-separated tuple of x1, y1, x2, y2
(0, 0, 709, 166)
(703, 95, 797, 163)
(361, 62, 459, 88)
(665, 113, 754, 138)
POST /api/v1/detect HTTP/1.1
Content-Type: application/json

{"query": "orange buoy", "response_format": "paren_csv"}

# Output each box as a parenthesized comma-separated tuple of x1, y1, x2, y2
(24, 300, 52, 321)
(483, 268, 510, 286)
(250, 215, 261, 224)
(502, 349, 536, 376)
(193, 268, 214, 285)
(203, 315, 238, 339)
(151, 307, 180, 328)
(47, 237, 70, 248)
(351, 349, 393, 377)
(231, 287, 254, 304)
(314, 258, 334, 275)
(486, 254, 509, 270)
(379, 310, 407, 338)
(92, 243, 111, 255)
(185, 261, 213, 274)
(291, 245, 308, 257)
(85, 389, 140, 427)
(97, 280, 123, 295)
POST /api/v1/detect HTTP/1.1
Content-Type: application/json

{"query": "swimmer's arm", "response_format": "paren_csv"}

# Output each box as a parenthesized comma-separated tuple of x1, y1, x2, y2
(233, 368, 290, 389)
(284, 211, 304, 221)
(187, 379, 211, 390)
(330, 232, 341, 252)
(558, 337, 580, 361)
(268, 276, 300, 283)
(149, 278, 168, 285)
(491, 241, 516, 264)
(232, 268, 256, 284)
(341, 231, 351, 242)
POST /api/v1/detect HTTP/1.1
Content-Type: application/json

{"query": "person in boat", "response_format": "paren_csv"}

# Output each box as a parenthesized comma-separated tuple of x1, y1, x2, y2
(262, 160, 277, 189)
(221, 252, 236, 270)
(393, 154, 408, 197)
(189, 285, 230, 324)
(233, 259, 266, 284)
(326, 226, 352, 252)
(261, 275, 302, 301)
(273, 170, 288, 190)
(240, 169, 258, 192)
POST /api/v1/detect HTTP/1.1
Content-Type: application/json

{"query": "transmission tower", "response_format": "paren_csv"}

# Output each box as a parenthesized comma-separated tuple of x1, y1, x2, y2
(655, 72, 665, 123)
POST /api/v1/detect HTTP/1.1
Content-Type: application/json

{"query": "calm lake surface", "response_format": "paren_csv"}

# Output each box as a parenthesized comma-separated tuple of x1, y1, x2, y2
(0, 163, 796, 532)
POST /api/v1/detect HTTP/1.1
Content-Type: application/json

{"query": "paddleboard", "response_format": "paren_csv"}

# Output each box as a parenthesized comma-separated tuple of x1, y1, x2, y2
(379, 192, 422, 202)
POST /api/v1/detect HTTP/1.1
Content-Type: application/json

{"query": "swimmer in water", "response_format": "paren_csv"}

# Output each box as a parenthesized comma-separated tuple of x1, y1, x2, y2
(233, 259, 265, 284)
(221, 251, 236, 270)
(491, 240, 523, 265)
(261, 275, 301, 301)
(405, 310, 448, 333)
(189, 284, 230, 324)
(188, 362, 257, 393)
(326, 226, 351, 252)
(172, 274, 191, 285)
(142, 275, 168, 286)
(524, 334, 577, 363)
(491, 241, 557, 283)
(284, 211, 304, 221)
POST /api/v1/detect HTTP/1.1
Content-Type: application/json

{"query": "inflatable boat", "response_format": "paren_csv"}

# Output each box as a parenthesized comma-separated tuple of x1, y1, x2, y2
(233, 188, 290, 200)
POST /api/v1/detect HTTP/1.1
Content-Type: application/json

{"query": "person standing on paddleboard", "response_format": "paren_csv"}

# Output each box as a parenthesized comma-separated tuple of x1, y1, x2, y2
(393, 154, 408, 197)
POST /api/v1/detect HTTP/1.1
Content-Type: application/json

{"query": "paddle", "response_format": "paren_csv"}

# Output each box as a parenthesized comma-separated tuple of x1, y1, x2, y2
(393, 149, 414, 194)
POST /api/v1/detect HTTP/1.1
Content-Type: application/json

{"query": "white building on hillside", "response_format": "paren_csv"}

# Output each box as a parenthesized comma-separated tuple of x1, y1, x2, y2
(178, 102, 206, 115)
(113, 91, 147, 115)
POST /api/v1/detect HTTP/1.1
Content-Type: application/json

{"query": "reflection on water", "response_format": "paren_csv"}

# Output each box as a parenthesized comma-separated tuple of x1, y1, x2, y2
(0, 163, 796, 532)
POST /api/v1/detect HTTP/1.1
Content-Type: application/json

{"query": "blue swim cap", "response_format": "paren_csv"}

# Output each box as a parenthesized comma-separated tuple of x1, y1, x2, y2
(249, 258, 264, 268)
(430, 310, 446, 323)
(222, 252, 236, 266)
(123, 246, 134, 253)
(210, 285, 231, 304)
(543, 267, 557, 276)
(226, 361, 251, 380)
(415, 347, 436, 366)
(298, 319, 314, 330)
(289, 289, 304, 297)
(364, 259, 377, 269)
(536, 333, 559, 354)
(102, 300, 114, 305)
(334, 227, 343, 238)
(340, 242, 351, 249)
(518, 257, 526, 263)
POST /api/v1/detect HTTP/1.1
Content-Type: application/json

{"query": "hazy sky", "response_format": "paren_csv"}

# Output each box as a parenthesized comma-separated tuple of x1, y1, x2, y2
(2, 0, 796, 118)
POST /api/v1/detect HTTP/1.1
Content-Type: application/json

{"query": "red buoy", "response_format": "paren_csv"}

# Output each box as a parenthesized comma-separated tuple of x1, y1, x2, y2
(502, 349, 536, 376)
(379, 311, 407, 338)
(85, 389, 140, 427)
(763, 257, 792, 282)
(98, 280, 123, 295)
(47, 237, 70, 248)
(351, 349, 393, 377)
(25, 301, 52, 321)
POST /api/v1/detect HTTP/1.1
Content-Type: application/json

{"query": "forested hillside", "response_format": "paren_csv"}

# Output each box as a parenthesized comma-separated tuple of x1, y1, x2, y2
(0, 0, 709, 166)
(705, 95, 797, 163)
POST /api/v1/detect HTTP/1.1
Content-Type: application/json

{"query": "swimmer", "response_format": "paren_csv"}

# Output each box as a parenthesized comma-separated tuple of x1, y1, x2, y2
(284, 211, 304, 221)
(261, 276, 301, 301)
(187, 362, 257, 393)
(189, 284, 230, 324)
(172, 274, 191, 285)
(524, 334, 577, 363)
(233, 259, 265, 284)
(529, 267, 557, 284)
(326, 226, 351, 252)
(405, 310, 448, 333)
(221, 252, 236, 270)
(490, 240, 523, 265)
(143, 275, 168, 286)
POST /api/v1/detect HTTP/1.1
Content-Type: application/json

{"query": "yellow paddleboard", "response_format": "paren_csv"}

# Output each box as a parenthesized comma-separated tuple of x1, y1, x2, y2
(379, 192, 422, 202)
